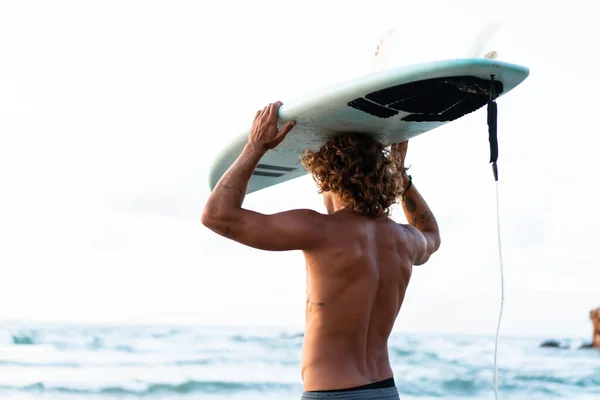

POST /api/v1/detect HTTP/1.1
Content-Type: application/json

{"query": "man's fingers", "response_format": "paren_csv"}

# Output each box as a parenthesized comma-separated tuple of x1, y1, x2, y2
(258, 105, 269, 120)
(268, 101, 282, 121)
(264, 103, 273, 117)
(392, 141, 408, 154)
(269, 121, 295, 148)
(279, 120, 296, 136)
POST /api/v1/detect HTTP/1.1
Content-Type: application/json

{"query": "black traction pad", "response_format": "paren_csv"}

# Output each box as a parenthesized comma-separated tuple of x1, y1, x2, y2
(253, 171, 284, 178)
(348, 76, 504, 122)
(347, 98, 398, 118)
(256, 164, 296, 172)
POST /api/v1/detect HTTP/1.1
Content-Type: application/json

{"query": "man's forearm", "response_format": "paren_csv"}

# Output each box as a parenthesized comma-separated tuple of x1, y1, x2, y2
(203, 143, 266, 219)
(400, 174, 439, 235)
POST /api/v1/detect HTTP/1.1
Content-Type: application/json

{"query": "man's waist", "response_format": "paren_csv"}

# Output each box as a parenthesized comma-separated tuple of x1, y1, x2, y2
(301, 378, 400, 400)
(308, 377, 396, 393)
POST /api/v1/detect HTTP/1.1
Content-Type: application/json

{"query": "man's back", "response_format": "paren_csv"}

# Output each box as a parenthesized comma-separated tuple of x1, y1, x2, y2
(301, 210, 414, 391)
(202, 105, 440, 399)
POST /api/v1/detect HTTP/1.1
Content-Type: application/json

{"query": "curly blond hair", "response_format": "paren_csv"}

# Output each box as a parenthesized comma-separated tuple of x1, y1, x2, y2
(301, 133, 403, 218)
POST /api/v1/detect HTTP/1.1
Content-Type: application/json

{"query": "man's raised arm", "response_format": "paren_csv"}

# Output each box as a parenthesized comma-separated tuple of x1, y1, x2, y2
(392, 142, 441, 265)
(201, 101, 328, 252)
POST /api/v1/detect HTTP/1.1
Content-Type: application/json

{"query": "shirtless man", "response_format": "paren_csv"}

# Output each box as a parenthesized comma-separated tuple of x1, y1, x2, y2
(202, 102, 441, 399)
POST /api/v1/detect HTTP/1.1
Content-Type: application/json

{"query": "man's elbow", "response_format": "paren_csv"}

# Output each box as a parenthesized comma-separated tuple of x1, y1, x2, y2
(422, 233, 441, 264)
(201, 207, 222, 230)
(432, 234, 441, 253)
(201, 209, 212, 228)
(201, 207, 239, 232)
(423, 231, 441, 254)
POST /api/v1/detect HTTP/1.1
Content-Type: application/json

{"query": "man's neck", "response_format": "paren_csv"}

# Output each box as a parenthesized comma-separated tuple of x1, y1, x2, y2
(331, 204, 346, 213)
(325, 193, 346, 214)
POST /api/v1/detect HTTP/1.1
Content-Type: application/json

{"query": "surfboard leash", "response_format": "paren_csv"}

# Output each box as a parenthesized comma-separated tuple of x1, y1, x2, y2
(488, 75, 505, 400)
(488, 76, 499, 181)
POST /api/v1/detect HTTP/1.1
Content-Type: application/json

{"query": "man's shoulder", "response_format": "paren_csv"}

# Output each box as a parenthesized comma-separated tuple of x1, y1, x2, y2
(279, 208, 329, 229)
(325, 211, 408, 236)
(284, 208, 326, 219)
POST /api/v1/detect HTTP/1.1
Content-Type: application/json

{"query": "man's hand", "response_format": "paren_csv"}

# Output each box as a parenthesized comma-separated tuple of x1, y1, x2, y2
(390, 141, 408, 172)
(391, 141, 410, 190)
(249, 101, 296, 150)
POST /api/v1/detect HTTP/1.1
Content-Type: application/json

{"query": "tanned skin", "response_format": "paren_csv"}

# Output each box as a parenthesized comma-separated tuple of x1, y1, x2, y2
(591, 308, 600, 349)
(202, 102, 441, 391)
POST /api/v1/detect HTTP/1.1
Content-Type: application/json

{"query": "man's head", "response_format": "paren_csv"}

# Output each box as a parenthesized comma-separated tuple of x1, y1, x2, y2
(301, 133, 403, 218)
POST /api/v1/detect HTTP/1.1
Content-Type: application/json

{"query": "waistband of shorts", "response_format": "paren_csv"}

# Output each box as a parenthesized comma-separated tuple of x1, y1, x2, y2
(300, 386, 399, 400)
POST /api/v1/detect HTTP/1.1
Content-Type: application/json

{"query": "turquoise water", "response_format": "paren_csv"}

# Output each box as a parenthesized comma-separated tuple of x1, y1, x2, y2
(1, 323, 598, 400)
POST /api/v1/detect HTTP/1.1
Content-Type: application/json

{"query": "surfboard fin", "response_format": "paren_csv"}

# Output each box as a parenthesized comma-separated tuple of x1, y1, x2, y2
(468, 23, 501, 58)
(372, 30, 395, 72)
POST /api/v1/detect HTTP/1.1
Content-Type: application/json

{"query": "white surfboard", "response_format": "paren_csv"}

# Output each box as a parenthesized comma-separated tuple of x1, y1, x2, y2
(208, 58, 529, 194)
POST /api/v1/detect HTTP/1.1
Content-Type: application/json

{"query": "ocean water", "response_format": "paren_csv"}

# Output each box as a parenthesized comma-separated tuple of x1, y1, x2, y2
(0, 323, 598, 400)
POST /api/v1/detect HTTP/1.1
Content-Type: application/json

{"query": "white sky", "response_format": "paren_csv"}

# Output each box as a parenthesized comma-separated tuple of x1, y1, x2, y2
(0, 0, 598, 339)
